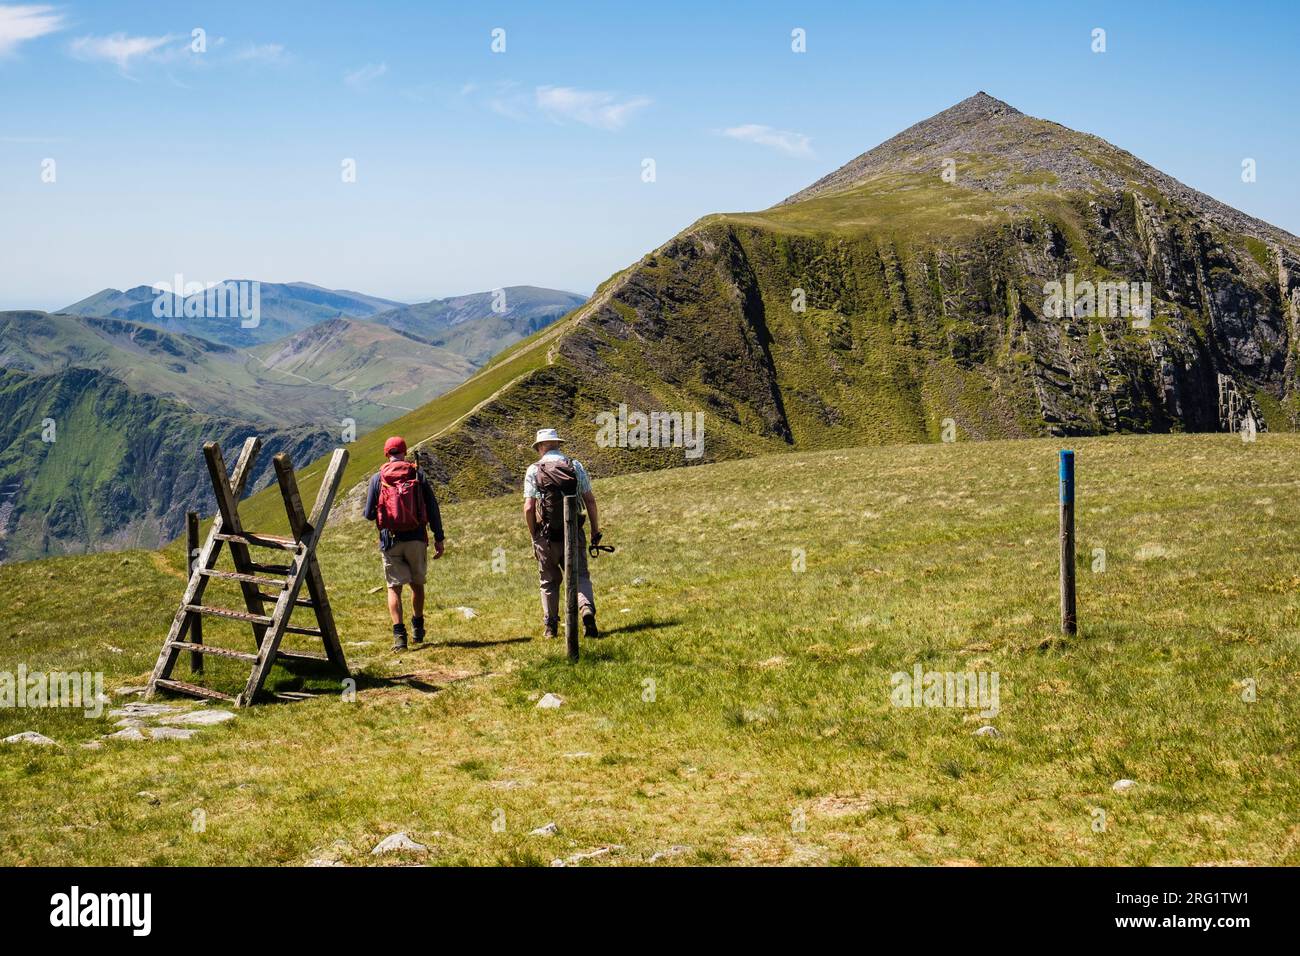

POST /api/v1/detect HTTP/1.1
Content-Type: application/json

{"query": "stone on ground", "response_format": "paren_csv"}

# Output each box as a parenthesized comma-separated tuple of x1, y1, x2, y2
(160, 709, 236, 726)
(1112, 778, 1137, 793)
(530, 822, 558, 837)
(150, 727, 199, 741)
(3, 731, 57, 746)
(371, 831, 428, 855)
(536, 693, 564, 709)
(109, 703, 183, 719)
(105, 727, 147, 741)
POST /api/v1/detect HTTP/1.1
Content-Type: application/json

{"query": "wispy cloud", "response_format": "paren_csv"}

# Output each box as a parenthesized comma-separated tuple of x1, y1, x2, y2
(69, 32, 174, 71)
(234, 42, 287, 63)
(720, 123, 814, 158)
(0, 4, 64, 56)
(535, 85, 650, 131)
(344, 61, 386, 88)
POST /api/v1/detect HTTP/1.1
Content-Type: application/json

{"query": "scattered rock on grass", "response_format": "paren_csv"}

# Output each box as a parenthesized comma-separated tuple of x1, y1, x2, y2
(455, 606, 478, 620)
(551, 845, 622, 867)
(105, 727, 147, 741)
(149, 727, 199, 741)
(1112, 779, 1137, 793)
(536, 693, 564, 710)
(371, 832, 428, 855)
(647, 845, 691, 863)
(109, 703, 183, 719)
(115, 685, 148, 697)
(973, 725, 1001, 738)
(160, 709, 236, 727)
(530, 822, 558, 837)
(3, 731, 57, 746)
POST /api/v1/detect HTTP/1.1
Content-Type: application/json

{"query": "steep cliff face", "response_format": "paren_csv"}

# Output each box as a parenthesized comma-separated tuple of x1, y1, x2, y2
(404, 94, 1300, 502)
(0, 367, 332, 563)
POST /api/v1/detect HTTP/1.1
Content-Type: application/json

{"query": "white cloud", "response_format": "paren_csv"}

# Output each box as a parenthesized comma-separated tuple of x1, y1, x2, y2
(234, 43, 286, 63)
(535, 85, 650, 131)
(69, 32, 174, 70)
(0, 4, 63, 55)
(344, 61, 386, 88)
(721, 124, 814, 158)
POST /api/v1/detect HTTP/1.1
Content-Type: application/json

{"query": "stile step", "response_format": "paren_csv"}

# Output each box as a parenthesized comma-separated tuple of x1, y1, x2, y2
(152, 678, 236, 703)
(214, 531, 299, 551)
(185, 604, 274, 626)
(167, 641, 258, 662)
(199, 568, 288, 589)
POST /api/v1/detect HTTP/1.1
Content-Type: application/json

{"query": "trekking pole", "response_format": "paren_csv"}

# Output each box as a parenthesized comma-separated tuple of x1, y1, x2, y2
(563, 495, 580, 663)
(1059, 450, 1077, 636)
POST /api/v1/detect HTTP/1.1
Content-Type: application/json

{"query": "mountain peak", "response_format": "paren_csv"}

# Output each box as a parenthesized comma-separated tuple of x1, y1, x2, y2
(941, 91, 1021, 120)
(777, 91, 1037, 206)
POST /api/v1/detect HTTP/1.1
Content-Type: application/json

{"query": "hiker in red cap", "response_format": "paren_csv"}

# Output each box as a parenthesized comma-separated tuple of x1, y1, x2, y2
(363, 436, 445, 650)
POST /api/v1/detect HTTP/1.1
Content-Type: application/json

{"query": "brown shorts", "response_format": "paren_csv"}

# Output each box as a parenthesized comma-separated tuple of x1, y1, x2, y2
(381, 539, 427, 588)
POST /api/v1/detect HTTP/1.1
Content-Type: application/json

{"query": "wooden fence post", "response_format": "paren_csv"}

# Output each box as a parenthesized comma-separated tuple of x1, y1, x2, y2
(186, 511, 203, 673)
(564, 495, 580, 663)
(1059, 450, 1077, 636)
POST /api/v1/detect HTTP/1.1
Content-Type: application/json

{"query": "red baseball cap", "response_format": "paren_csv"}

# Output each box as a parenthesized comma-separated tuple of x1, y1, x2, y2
(383, 436, 407, 457)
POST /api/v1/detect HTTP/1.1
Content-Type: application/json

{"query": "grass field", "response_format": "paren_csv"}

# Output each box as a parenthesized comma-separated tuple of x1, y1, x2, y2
(1, 433, 1297, 865)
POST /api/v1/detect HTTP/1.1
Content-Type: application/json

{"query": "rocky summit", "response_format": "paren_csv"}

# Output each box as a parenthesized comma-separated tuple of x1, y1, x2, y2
(402, 93, 1299, 501)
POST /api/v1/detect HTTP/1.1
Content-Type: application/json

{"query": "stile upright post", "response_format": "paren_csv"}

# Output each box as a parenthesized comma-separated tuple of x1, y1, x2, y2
(186, 511, 203, 674)
(563, 495, 580, 663)
(1059, 449, 1077, 636)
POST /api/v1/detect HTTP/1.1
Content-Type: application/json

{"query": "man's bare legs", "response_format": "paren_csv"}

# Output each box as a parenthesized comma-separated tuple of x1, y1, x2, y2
(387, 585, 403, 625)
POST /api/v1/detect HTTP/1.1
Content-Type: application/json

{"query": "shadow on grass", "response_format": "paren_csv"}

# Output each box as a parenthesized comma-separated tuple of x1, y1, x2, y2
(599, 617, 681, 636)
(438, 636, 532, 649)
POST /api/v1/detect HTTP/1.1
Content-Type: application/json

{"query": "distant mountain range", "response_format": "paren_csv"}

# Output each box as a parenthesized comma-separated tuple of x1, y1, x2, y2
(61, 282, 406, 347)
(1, 284, 586, 561)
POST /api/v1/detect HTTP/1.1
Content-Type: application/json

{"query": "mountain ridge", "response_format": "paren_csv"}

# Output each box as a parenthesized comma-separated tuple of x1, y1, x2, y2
(237, 92, 1300, 522)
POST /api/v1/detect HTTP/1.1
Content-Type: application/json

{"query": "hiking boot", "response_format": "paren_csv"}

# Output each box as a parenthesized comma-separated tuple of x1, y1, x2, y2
(412, 616, 425, 645)
(582, 608, 599, 639)
(543, 624, 558, 640)
(392, 624, 408, 651)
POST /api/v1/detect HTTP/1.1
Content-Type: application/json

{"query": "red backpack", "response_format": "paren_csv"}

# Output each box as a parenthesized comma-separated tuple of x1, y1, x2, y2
(376, 460, 427, 532)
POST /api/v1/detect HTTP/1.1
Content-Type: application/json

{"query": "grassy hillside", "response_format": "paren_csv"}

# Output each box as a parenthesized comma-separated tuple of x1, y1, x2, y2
(248, 317, 476, 421)
(0, 311, 478, 431)
(236, 307, 572, 535)
(0, 367, 332, 563)
(1, 433, 1296, 865)
(370, 286, 586, 364)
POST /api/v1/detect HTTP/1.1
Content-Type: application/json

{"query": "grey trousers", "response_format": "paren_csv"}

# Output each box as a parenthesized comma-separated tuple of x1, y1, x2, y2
(534, 531, 594, 628)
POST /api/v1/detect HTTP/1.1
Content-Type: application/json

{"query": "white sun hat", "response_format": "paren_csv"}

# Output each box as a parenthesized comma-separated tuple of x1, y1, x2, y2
(532, 427, 566, 449)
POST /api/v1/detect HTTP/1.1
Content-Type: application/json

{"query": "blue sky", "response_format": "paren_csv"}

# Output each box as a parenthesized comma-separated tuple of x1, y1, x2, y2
(1, 0, 1296, 310)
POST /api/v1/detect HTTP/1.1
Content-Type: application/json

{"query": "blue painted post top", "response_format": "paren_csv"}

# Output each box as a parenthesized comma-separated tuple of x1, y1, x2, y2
(1059, 449, 1075, 504)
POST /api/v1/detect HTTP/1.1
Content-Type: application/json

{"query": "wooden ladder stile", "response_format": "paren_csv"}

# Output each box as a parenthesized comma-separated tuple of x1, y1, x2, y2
(146, 440, 351, 707)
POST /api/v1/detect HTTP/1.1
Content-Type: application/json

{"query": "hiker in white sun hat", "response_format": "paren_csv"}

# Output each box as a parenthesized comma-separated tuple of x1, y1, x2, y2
(523, 427, 601, 639)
